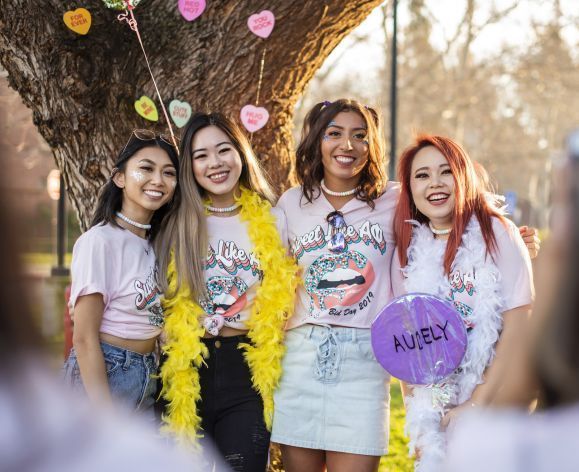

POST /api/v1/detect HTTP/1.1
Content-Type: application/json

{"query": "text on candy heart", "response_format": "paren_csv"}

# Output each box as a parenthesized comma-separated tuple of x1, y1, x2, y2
(250, 17, 273, 30)
(244, 111, 264, 126)
(69, 14, 88, 27)
(182, 0, 202, 14)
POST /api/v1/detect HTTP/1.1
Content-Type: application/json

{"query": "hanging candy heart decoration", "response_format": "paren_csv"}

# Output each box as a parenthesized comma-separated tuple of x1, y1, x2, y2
(134, 96, 158, 122)
(169, 99, 192, 128)
(178, 0, 206, 21)
(240, 105, 269, 133)
(247, 10, 275, 39)
(203, 315, 225, 336)
(63, 8, 92, 35)
(240, 11, 275, 134)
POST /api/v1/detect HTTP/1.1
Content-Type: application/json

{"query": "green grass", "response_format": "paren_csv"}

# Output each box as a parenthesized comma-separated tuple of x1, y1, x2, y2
(380, 379, 414, 471)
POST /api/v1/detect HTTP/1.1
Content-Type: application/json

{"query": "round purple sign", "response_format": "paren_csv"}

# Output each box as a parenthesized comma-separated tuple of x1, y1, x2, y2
(371, 293, 468, 385)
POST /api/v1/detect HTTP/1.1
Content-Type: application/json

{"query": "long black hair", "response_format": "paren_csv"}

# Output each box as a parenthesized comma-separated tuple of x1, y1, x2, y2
(90, 134, 179, 241)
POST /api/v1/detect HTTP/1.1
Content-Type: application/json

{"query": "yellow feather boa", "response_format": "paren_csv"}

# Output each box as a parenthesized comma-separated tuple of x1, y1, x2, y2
(160, 187, 299, 447)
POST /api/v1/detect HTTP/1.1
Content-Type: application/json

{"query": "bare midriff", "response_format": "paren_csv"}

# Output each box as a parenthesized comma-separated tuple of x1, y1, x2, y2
(99, 332, 157, 355)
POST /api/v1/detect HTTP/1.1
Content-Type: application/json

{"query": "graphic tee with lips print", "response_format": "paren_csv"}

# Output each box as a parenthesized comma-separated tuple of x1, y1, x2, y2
(277, 183, 400, 330)
(201, 209, 288, 330)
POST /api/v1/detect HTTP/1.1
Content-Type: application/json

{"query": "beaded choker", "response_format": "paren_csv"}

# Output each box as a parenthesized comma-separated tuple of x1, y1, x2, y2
(116, 211, 151, 230)
(204, 202, 241, 213)
(320, 179, 357, 197)
(428, 221, 452, 235)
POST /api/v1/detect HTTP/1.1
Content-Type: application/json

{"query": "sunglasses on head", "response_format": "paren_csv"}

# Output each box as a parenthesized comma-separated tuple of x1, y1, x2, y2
(326, 210, 347, 254)
(121, 129, 180, 155)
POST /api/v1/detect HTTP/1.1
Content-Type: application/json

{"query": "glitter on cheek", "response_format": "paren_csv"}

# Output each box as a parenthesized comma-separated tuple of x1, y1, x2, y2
(171, 180, 177, 188)
(322, 135, 330, 141)
(130, 170, 144, 182)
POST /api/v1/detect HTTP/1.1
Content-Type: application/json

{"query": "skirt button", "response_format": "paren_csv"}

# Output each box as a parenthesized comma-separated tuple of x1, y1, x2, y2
(215, 340, 221, 348)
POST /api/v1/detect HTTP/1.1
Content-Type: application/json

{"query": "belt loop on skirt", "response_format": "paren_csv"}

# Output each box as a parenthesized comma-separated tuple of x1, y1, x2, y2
(313, 325, 341, 383)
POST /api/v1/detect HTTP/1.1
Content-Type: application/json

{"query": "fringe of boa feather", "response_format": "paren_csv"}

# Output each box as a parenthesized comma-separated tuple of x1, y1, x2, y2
(159, 187, 299, 447)
(402, 217, 504, 471)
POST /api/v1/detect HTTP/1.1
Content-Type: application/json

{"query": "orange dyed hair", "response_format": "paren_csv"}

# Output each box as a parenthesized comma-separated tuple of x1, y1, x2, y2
(393, 134, 506, 274)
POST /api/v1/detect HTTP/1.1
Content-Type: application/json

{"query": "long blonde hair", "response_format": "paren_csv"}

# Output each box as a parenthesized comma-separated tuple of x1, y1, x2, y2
(155, 148, 207, 300)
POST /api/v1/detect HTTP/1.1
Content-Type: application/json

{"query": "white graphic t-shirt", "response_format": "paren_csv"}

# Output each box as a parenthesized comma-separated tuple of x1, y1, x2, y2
(69, 223, 164, 340)
(201, 208, 287, 331)
(277, 184, 400, 330)
(391, 217, 534, 329)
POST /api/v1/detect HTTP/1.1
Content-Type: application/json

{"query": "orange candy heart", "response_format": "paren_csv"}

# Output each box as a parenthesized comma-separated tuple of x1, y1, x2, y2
(63, 8, 92, 35)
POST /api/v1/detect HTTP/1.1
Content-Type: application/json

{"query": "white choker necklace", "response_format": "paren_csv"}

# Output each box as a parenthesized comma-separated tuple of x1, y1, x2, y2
(205, 202, 241, 213)
(116, 212, 152, 230)
(429, 221, 452, 235)
(321, 179, 357, 197)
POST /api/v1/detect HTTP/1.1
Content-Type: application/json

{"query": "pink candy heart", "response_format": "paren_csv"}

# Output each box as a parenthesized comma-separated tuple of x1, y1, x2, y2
(203, 315, 224, 336)
(247, 10, 275, 39)
(240, 105, 269, 133)
(178, 0, 206, 21)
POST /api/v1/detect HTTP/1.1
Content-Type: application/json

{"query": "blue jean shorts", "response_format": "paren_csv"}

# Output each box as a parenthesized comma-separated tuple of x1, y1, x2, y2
(271, 324, 391, 456)
(63, 341, 157, 416)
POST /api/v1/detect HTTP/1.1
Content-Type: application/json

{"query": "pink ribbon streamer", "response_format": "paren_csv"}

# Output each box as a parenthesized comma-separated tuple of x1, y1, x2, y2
(117, 2, 179, 153)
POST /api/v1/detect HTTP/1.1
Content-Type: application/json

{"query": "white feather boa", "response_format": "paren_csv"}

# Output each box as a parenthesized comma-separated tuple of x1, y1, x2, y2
(402, 218, 504, 471)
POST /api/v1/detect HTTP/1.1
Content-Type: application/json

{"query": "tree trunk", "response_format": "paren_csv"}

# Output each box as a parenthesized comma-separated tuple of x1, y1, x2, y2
(0, 0, 382, 229)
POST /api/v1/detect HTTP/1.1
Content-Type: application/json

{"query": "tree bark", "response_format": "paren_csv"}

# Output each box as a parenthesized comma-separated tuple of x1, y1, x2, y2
(0, 0, 382, 229)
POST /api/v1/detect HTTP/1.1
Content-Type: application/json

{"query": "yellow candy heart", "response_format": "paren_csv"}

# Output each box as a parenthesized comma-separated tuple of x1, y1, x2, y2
(134, 96, 158, 122)
(63, 8, 92, 35)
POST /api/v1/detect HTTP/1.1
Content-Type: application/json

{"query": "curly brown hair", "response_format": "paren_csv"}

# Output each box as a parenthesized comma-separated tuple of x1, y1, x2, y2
(295, 98, 388, 208)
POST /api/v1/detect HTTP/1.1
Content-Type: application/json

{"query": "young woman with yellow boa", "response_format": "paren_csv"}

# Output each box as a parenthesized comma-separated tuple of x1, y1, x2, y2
(155, 112, 298, 471)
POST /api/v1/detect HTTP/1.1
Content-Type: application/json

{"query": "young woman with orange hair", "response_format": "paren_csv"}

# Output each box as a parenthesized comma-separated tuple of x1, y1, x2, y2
(391, 135, 535, 471)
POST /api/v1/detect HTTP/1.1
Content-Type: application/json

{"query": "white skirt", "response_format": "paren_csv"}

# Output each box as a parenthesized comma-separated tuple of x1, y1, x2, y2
(271, 324, 391, 456)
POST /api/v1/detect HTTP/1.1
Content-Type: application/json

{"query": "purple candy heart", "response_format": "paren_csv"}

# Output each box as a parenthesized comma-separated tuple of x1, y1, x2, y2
(371, 293, 468, 385)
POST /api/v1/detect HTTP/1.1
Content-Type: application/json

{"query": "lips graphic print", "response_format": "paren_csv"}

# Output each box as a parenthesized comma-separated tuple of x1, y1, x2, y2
(201, 275, 248, 321)
(305, 250, 375, 314)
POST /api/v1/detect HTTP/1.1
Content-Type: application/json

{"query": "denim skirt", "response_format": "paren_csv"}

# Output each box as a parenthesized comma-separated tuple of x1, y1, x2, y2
(63, 341, 157, 416)
(271, 324, 391, 456)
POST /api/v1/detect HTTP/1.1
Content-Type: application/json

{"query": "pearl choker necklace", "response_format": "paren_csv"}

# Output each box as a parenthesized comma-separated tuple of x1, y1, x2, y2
(429, 221, 452, 235)
(321, 179, 357, 197)
(116, 212, 151, 230)
(205, 202, 241, 213)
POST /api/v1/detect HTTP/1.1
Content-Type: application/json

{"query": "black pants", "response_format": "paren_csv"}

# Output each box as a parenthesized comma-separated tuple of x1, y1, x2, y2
(199, 335, 270, 472)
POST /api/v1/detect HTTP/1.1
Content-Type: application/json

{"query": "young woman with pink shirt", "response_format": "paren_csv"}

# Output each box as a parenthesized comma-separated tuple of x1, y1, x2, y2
(272, 99, 397, 472)
(156, 112, 297, 471)
(63, 131, 191, 416)
(391, 135, 534, 471)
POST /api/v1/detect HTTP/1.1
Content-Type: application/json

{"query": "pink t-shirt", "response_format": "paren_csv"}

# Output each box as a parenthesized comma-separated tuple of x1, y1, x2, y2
(391, 217, 534, 326)
(69, 223, 164, 340)
(277, 183, 400, 330)
(200, 209, 287, 330)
